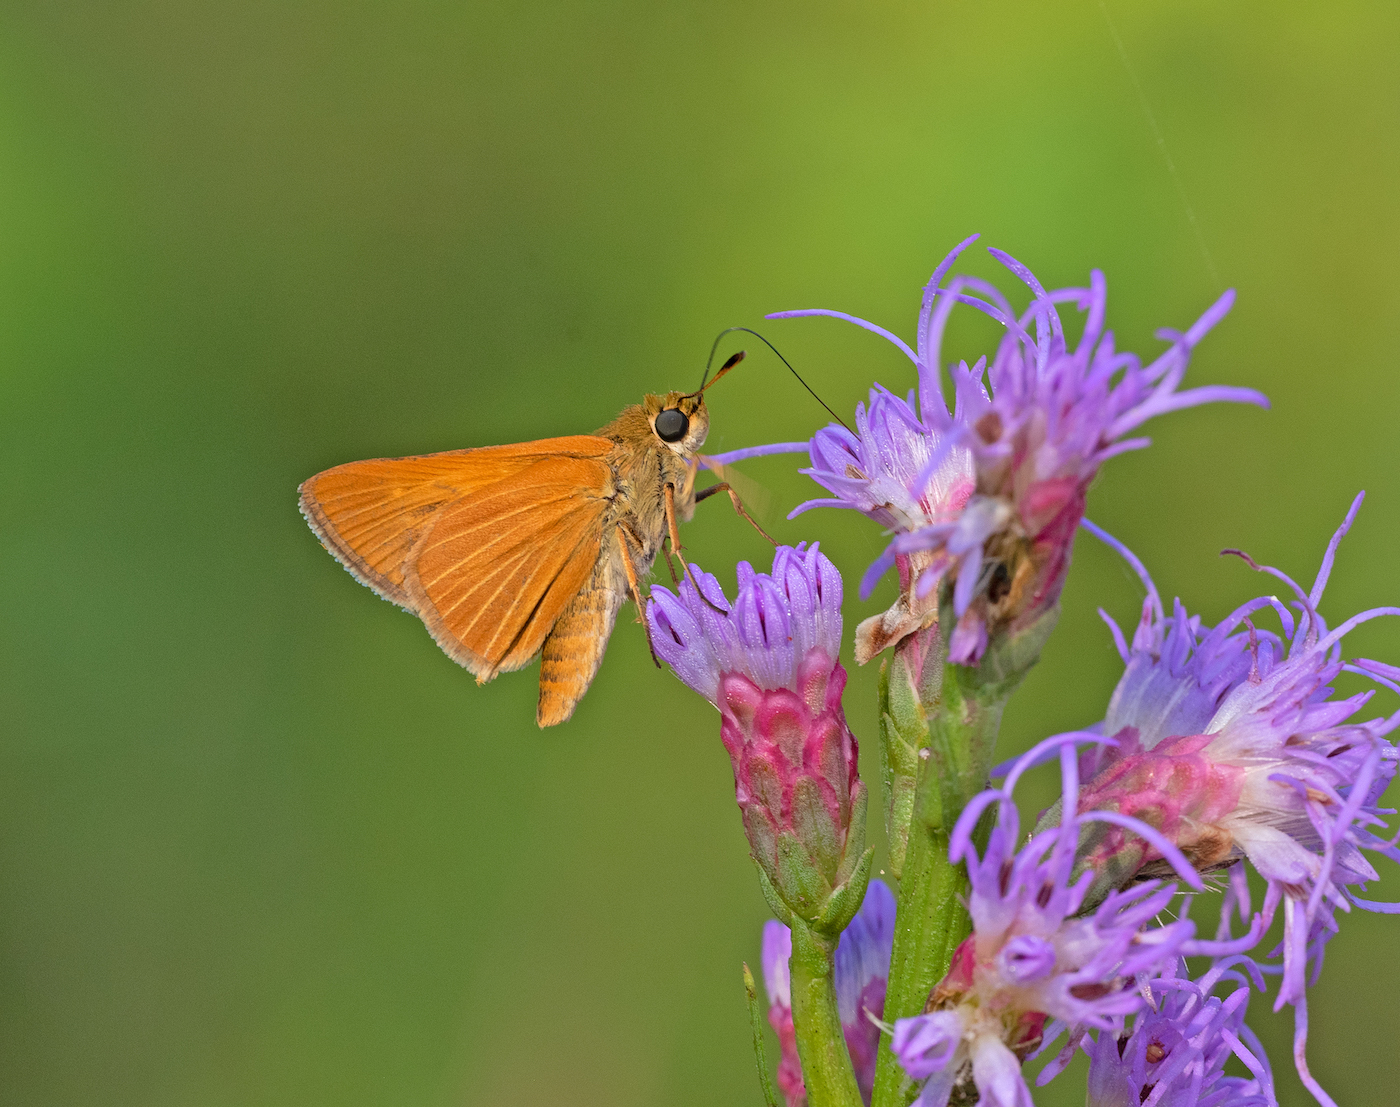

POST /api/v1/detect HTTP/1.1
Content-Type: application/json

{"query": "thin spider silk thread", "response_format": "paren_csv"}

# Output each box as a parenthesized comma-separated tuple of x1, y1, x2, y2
(1097, 0, 1221, 289)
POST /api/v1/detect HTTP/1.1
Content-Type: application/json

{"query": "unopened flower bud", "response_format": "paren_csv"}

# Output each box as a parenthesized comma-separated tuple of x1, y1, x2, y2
(649, 544, 871, 929)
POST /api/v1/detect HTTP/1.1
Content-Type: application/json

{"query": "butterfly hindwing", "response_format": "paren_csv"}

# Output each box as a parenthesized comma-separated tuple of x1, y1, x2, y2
(406, 454, 612, 678)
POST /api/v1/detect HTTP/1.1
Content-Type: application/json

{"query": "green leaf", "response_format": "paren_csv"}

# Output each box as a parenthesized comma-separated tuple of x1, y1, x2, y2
(834, 782, 868, 886)
(754, 862, 793, 926)
(743, 804, 780, 877)
(776, 831, 832, 921)
(879, 656, 928, 881)
(743, 962, 780, 1107)
(814, 845, 875, 940)
(791, 776, 841, 879)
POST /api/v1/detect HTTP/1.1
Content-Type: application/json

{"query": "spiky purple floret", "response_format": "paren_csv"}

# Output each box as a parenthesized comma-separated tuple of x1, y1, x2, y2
(1080, 519, 1284, 759)
(762, 880, 897, 1106)
(951, 736, 1209, 1026)
(890, 737, 1224, 1107)
(1077, 496, 1400, 1107)
(797, 384, 975, 534)
(647, 542, 843, 705)
(1071, 957, 1276, 1107)
(771, 235, 1267, 664)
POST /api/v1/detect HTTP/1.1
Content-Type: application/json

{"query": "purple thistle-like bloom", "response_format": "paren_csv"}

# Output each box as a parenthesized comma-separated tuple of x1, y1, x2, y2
(1072, 497, 1400, 1107)
(801, 385, 976, 662)
(648, 544, 868, 925)
(1076, 957, 1276, 1107)
(771, 234, 1267, 664)
(889, 736, 1222, 1107)
(763, 879, 897, 1106)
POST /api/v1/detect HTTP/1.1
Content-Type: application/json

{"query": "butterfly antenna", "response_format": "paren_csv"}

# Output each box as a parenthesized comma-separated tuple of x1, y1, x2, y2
(697, 326, 851, 432)
(694, 349, 746, 395)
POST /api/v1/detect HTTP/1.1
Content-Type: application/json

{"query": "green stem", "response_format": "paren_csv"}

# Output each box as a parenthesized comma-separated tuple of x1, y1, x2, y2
(878, 624, 943, 882)
(789, 918, 864, 1107)
(868, 693, 995, 1107)
(874, 818, 971, 1103)
(870, 605, 1060, 1107)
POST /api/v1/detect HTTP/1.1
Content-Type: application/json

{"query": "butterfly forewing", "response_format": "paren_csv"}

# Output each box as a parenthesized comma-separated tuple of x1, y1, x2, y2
(299, 435, 615, 683)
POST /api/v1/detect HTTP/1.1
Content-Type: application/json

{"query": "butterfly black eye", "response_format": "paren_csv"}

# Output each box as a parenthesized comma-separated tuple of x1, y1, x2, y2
(654, 408, 689, 443)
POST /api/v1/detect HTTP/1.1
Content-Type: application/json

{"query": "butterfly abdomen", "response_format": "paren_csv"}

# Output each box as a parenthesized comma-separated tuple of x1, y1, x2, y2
(536, 530, 631, 726)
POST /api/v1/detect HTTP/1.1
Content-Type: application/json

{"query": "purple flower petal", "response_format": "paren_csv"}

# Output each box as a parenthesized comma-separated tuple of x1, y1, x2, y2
(647, 543, 844, 703)
(761, 920, 792, 1009)
(892, 1011, 963, 1079)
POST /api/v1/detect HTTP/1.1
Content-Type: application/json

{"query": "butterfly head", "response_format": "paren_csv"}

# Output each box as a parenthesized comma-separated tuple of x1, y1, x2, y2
(644, 390, 710, 456)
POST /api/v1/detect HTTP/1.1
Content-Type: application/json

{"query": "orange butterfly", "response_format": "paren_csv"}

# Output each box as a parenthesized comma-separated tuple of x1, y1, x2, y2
(298, 353, 771, 726)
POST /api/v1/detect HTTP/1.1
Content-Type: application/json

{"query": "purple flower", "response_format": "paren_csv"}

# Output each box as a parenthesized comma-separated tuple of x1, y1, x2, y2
(835, 878, 897, 1099)
(1076, 957, 1276, 1107)
(648, 544, 868, 925)
(1073, 497, 1400, 1107)
(771, 235, 1267, 664)
(762, 880, 897, 1105)
(801, 385, 977, 537)
(800, 386, 977, 662)
(889, 736, 1219, 1107)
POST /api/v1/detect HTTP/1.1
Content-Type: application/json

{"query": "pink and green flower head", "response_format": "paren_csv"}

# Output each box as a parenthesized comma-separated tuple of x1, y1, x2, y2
(647, 544, 869, 928)
(772, 234, 1268, 664)
(1069, 496, 1400, 1107)
(889, 736, 1236, 1107)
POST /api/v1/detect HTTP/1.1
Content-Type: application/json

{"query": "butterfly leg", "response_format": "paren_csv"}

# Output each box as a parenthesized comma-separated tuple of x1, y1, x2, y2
(659, 483, 686, 584)
(664, 482, 727, 613)
(615, 523, 661, 668)
(695, 482, 778, 546)
(663, 482, 687, 563)
(659, 536, 681, 585)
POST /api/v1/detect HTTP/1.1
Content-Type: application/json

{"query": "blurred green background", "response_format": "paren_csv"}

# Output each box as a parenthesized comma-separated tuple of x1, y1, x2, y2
(2, 1, 1398, 1104)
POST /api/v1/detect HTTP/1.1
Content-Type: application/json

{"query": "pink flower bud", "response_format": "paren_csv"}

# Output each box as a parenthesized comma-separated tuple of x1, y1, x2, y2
(649, 544, 868, 923)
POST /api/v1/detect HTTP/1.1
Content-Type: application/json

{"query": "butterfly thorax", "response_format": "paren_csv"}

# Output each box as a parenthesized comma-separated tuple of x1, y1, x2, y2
(594, 390, 709, 560)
